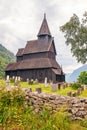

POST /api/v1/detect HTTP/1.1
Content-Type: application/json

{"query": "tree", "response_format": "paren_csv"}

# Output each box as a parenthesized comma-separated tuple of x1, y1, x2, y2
(60, 12, 87, 63)
(78, 71, 87, 84)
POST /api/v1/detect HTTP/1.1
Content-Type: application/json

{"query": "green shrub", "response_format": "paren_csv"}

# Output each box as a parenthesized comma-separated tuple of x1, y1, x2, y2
(71, 83, 81, 90)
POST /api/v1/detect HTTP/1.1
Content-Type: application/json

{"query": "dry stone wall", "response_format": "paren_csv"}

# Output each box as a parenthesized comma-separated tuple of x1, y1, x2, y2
(25, 89, 87, 120)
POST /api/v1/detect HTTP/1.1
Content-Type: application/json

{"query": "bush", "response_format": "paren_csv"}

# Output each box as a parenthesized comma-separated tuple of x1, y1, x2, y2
(71, 83, 81, 90)
(78, 71, 87, 85)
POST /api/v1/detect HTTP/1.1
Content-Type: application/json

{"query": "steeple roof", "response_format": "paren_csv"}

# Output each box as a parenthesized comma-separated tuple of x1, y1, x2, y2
(38, 14, 51, 37)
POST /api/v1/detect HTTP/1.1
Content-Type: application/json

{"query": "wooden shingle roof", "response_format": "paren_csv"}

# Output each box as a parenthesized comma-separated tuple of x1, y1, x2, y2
(17, 58, 61, 70)
(5, 58, 62, 72)
(5, 62, 20, 71)
(52, 68, 62, 75)
(16, 48, 24, 56)
(23, 38, 53, 55)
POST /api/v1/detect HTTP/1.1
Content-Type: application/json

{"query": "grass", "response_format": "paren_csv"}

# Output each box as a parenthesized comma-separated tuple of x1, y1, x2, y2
(19, 82, 87, 97)
(79, 89, 87, 98)
(1, 79, 87, 97)
(19, 82, 76, 96)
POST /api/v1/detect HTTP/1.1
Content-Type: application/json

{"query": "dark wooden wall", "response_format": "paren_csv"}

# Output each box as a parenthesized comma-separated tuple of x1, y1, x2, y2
(16, 56, 23, 62)
(17, 68, 53, 82)
(6, 68, 65, 83)
(16, 52, 55, 62)
(6, 71, 17, 77)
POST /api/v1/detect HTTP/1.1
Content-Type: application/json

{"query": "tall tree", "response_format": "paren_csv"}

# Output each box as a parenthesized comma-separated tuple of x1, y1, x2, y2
(78, 71, 87, 84)
(60, 12, 87, 63)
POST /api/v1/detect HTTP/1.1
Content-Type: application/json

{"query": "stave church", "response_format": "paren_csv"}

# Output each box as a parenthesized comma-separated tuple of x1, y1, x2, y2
(5, 14, 65, 83)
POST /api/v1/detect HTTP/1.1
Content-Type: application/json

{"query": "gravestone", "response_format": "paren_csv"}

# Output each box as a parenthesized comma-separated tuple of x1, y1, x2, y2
(84, 85, 87, 90)
(15, 76, 18, 82)
(64, 83, 67, 88)
(62, 84, 65, 89)
(6, 75, 10, 91)
(18, 76, 21, 81)
(81, 86, 84, 91)
(34, 79, 38, 84)
(6, 75, 9, 81)
(29, 79, 34, 84)
(72, 92, 77, 97)
(28, 88, 32, 92)
(77, 89, 80, 95)
(44, 77, 48, 87)
(58, 84, 61, 90)
(25, 88, 32, 94)
(51, 84, 57, 92)
(77, 88, 82, 95)
(36, 88, 42, 93)
(12, 76, 15, 79)
(67, 91, 72, 97)
(27, 78, 29, 83)
(80, 87, 84, 92)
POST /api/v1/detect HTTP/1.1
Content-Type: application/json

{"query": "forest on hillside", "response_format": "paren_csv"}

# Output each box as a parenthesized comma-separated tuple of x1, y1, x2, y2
(0, 44, 15, 78)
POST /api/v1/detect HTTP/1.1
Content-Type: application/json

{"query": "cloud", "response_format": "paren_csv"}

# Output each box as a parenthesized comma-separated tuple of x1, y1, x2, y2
(0, 0, 86, 73)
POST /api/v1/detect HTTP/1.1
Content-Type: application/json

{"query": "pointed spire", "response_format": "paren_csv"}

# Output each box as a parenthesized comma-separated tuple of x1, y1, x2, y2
(38, 14, 51, 37)
(44, 13, 46, 19)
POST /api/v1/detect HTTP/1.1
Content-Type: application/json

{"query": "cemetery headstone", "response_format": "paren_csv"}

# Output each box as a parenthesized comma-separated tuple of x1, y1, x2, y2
(72, 92, 77, 97)
(29, 79, 34, 84)
(36, 88, 42, 93)
(12, 76, 15, 79)
(15, 76, 18, 82)
(6, 75, 10, 91)
(25, 88, 32, 94)
(58, 83, 61, 90)
(51, 84, 57, 92)
(77, 88, 82, 95)
(62, 84, 65, 89)
(67, 91, 72, 97)
(34, 79, 38, 84)
(6, 75, 8, 80)
(44, 77, 48, 87)
(18, 76, 21, 81)
(84, 85, 87, 90)
(81, 86, 84, 91)
(27, 78, 29, 83)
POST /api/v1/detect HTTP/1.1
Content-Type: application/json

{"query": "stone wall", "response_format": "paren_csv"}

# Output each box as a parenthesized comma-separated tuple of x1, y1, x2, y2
(25, 90, 87, 120)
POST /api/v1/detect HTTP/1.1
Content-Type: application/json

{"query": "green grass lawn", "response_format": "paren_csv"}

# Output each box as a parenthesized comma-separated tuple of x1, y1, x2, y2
(1, 79, 87, 97)
(19, 82, 76, 96)
(19, 82, 87, 97)
(79, 90, 87, 98)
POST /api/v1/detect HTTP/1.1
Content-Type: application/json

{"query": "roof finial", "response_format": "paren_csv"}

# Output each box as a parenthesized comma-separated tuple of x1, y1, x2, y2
(44, 13, 46, 19)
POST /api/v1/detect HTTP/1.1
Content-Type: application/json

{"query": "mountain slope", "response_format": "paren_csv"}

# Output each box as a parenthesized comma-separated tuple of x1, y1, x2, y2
(66, 64, 87, 82)
(0, 44, 15, 78)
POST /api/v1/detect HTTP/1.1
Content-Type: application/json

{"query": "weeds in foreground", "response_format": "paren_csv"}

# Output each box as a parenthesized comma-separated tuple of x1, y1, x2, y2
(0, 82, 87, 130)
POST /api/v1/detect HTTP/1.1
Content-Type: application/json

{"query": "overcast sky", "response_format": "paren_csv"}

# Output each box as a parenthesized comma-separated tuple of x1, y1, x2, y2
(0, 0, 87, 73)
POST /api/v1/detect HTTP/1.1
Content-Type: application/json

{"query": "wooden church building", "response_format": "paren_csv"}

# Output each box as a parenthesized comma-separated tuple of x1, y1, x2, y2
(5, 14, 65, 83)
